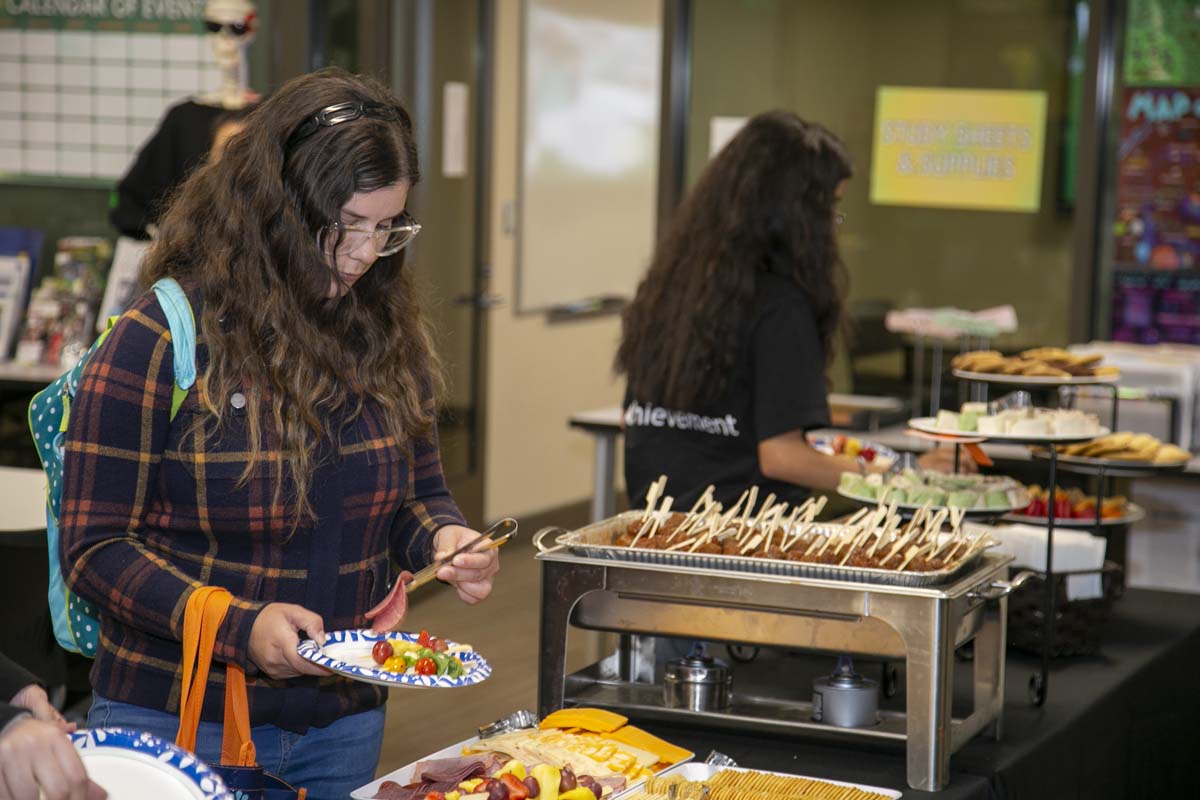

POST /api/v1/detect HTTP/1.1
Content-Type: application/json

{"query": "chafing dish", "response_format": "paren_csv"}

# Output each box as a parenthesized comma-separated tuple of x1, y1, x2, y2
(535, 518, 1032, 792)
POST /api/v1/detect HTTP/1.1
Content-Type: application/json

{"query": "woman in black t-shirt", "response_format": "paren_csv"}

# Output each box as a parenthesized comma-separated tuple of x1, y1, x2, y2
(617, 111, 956, 511)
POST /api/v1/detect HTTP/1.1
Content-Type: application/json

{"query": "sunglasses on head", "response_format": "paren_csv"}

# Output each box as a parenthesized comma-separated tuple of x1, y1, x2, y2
(287, 101, 401, 149)
(205, 19, 252, 36)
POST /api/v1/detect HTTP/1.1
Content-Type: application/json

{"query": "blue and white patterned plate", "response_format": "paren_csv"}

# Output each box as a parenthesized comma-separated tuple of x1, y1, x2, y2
(70, 727, 234, 800)
(297, 629, 492, 688)
(807, 433, 899, 467)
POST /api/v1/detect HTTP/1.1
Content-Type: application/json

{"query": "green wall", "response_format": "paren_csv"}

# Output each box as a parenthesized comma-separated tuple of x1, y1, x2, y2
(688, 0, 1078, 353)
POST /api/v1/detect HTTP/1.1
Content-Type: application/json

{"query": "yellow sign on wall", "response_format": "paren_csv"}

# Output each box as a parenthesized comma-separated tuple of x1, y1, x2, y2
(870, 87, 1048, 213)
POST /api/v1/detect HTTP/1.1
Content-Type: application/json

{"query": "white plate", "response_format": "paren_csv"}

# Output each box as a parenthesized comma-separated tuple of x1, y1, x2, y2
(837, 487, 1028, 519)
(298, 629, 492, 689)
(71, 728, 234, 800)
(625, 761, 901, 800)
(952, 369, 1118, 386)
(908, 417, 1108, 444)
(1003, 502, 1146, 528)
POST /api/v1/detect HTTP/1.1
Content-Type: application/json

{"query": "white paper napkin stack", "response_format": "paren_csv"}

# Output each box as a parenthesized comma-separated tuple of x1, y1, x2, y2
(987, 524, 1107, 600)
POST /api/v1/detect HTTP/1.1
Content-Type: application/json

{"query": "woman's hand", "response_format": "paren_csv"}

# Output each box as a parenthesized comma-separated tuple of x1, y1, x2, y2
(8, 685, 73, 732)
(432, 525, 500, 605)
(247, 603, 329, 679)
(0, 717, 106, 800)
(916, 445, 979, 474)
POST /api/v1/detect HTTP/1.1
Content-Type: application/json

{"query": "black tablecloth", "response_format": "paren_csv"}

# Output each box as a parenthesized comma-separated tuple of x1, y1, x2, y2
(633, 588, 1200, 799)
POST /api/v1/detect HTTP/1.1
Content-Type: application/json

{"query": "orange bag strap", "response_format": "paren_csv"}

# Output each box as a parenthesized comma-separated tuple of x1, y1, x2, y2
(175, 586, 256, 767)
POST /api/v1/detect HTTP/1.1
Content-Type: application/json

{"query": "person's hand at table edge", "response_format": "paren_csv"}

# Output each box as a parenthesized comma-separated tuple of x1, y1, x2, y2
(0, 717, 107, 800)
(917, 444, 979, 474)
(9, 684, 73, 732)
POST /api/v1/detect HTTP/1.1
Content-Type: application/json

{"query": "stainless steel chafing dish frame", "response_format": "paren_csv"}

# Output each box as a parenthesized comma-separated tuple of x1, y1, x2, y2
(553, 510, 993, 588)
(535, 523, 1033, 792)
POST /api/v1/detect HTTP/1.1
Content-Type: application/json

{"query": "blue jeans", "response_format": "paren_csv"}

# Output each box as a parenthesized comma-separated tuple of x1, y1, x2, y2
(88, 694, 386, 800)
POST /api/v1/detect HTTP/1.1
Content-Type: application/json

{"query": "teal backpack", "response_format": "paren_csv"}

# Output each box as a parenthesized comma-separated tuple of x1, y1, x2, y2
(29, 277, 197, 656)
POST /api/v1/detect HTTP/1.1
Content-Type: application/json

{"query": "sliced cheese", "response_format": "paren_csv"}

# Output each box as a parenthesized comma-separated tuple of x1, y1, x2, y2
(604, 726, 692, 766)
(539, 708, 628, 734)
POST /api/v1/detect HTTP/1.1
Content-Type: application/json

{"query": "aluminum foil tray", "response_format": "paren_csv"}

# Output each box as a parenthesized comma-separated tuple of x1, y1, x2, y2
(553, 511, 987, 588)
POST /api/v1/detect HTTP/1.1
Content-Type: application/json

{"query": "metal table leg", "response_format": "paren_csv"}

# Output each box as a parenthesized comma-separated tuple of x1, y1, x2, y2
(591, 431, 618, 523)
(1032, 448, 1058, 706)
(892, 597, 955, 791)
(912, 335, 925, 416)
(538, 559, 607, 715)
(929, 340, 944, 418)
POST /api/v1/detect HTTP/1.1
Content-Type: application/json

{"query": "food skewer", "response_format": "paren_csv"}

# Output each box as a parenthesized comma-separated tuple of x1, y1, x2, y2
(642, 474, 667, 521)
(732, 487, 760, 542)
(899, 541, 935, 571)
(631, 495, 673, 548)
(667, 486, 715, 542)
(777, 506, 806, 552)
(839, 528, 873, 566)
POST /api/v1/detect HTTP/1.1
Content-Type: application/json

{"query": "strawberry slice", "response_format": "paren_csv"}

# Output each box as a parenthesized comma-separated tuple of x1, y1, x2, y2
(364, 570, 413, 633)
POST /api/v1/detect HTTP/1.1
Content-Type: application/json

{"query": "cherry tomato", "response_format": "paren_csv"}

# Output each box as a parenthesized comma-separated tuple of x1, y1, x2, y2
(372, 640, 393, 665)
(425, 792, 445, 800)
(418, 629, 433, 648)
(414, 656, 438, 675)
(860, 447, 877, 463)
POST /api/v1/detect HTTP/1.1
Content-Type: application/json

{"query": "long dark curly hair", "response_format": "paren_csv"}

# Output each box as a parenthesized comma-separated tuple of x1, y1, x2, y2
(142, 67, 440, 525)
(616, 110, 852, 410)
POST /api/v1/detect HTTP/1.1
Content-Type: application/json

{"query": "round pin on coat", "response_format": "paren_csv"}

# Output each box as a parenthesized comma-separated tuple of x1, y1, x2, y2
(231, 392, 246, 409)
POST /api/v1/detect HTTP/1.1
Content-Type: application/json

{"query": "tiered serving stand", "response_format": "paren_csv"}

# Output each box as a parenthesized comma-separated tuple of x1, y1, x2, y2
(912, 370, 1113, 706)
(938, 369, 1186, 703)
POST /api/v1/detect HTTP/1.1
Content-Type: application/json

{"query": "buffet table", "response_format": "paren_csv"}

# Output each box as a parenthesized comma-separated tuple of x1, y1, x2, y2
(618, 587, 1200, 799)
(567, 411, 1200, 526)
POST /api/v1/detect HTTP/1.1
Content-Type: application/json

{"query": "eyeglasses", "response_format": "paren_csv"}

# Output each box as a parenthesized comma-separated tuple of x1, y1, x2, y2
(204, 20, 253, 36)
(322, 213, 422, 257)
(288, 101, 401, 149)
(834, 211, 846, 226)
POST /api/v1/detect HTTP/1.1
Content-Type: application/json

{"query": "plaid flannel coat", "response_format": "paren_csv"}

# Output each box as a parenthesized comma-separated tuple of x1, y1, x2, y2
(59, 287, 465, 732)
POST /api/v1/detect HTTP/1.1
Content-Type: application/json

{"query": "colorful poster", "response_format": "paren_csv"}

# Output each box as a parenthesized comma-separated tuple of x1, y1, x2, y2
(1111, 269, 1200, 344)
(870, 87, 1047, 213)
(1124, 0, 1200, 87)
(1113, 88, 1200, 269)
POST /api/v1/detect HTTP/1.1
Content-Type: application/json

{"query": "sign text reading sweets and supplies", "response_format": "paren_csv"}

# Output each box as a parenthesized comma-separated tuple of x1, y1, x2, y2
(870, 86, 1048, 213)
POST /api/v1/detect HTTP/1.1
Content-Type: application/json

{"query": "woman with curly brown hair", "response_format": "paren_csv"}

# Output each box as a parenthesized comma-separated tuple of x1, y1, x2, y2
(59, 68, 498, 798)
(618, 111, 954, 511)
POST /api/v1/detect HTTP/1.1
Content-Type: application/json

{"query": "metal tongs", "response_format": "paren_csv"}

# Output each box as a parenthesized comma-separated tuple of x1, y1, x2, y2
(406, 517, 519, 593)
(478, 708, 539, 739)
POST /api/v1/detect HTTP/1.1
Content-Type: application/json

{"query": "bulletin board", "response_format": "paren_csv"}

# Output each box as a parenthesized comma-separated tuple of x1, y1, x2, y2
(516, 0, 663, 313)
(0, 3, 221, 185)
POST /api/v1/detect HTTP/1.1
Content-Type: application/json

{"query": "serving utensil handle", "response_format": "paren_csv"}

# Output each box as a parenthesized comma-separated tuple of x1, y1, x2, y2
(534, 526, 569, 553)
(967, 570, 1037, 602)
